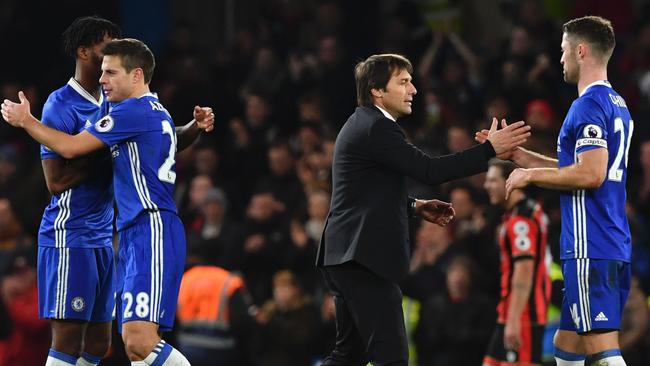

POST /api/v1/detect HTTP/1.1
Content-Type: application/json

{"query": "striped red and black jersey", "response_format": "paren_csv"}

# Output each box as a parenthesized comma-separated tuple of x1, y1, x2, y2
(496, 198, 551, 325)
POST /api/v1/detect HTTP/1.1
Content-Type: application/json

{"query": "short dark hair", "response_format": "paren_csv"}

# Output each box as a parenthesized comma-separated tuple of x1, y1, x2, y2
(562, 16, 615, 62)
(103, 38, 156, 84)
(488, 158, 517, 180)
(354, 54, 413, 107)
(62, 16, 121, 58)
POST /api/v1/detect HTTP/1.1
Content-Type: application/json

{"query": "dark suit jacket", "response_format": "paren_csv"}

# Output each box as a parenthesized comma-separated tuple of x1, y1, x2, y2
(316, 106, 495, 282)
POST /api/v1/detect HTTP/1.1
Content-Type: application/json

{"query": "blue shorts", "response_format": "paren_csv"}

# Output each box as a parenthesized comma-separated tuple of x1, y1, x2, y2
(38, 246, 115, 322)
(116, 211, 186, 332)
(559, 259, 630, 333)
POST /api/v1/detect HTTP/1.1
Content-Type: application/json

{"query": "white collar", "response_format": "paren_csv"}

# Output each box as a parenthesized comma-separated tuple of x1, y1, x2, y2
(67, 78, 103, 106)
(137, 92, 158, 99)
(579, 80, 611, 97)
(374, 104, 396, 122)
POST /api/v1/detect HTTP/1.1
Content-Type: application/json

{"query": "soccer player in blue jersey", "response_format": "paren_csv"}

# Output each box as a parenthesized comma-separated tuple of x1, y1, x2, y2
(495, 16, 632, 366)
(37, 16, 120, 366)
(2, 38, 212, 365)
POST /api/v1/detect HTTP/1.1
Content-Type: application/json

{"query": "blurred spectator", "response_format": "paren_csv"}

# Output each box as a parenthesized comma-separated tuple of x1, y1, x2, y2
(447, 183, 482, 241)
(242, 46, 288, 103)
(283, 190, 330, 295)
(417, 26, 482, 123)
(401, 221, 453, 302)
(254, 270, 322, 366)
(0, 197, 34, 273)
(523, 98, 557, 156)
(415, 255, 495, 366)
(632, 140, 650, 224)
(0, 144, 47, 233)
(0, 250, 50, 366)
(256, 142, 306, 217)
(446, 123, 475, 153)
(185, 188, 242, 269)
(235, 192, 290, 304)
(305, 190, 329, 242)
(294, 123, 323, 156)
(515, 0, 557, 52)
(619, 277, 650, 366)
(313, 36, 356, 128)
(181, 174, 215, 229)
(296, 142, 333, 195)
(618, 22, 650, 109)
(177, 265, 256, 366)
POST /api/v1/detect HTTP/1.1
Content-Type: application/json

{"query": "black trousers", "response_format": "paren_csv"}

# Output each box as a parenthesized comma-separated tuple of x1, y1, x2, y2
(320, 261, 408, 366)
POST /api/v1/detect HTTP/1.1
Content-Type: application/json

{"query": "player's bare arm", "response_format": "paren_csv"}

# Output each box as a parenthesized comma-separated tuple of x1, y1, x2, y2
(505, 148, 607, 198)
(176, 105, 215, 151)
(476, 118, 557, 168)
(2, 91, 105, 159)
(42, 157, 95, 195)
(504, 258, 534, 350)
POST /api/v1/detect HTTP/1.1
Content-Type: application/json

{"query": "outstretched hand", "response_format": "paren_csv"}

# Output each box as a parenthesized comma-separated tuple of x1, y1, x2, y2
(1, 91, 32, 128)
(482, 118, 530, 160)
(505, 168, 531, 199)
(416, 199, 455, 226)
(193, 106, 214, 133)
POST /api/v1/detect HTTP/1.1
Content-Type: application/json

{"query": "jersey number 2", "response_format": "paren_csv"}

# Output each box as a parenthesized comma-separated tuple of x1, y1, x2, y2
(608, 118, 633, 182)
(158, 120, 177, 184)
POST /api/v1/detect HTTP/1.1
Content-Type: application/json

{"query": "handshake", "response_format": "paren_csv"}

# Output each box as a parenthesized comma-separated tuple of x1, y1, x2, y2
(416, 118, 531, 227)
(475, 117, 530, 160)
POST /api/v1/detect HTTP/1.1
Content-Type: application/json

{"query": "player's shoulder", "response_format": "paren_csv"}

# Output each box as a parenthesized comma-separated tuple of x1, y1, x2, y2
(112, 93, 165, 115)
(580, 82, 624, 109)
(44, 84, 73, 109)
(110, 96, 148, 118)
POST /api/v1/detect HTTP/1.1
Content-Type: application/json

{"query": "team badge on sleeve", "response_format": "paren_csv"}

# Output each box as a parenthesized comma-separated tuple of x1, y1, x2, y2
(583, 124, 603, 139)
(576, 124, 607, 149)
(95, 115, 114, 132)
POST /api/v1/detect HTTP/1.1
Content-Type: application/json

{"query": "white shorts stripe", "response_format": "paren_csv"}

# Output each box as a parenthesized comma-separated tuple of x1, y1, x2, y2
(576, 258, 591, 332)
(579, 190, 587, 258)
(54, 191, 71, 318)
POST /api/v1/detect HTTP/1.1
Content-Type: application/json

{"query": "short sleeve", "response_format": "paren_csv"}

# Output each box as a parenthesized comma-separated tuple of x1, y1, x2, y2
(40, 101, 75, 160)
(506, 216, 538, 260)
(86, 101, 142, 146)
(572, 98, 608, 154)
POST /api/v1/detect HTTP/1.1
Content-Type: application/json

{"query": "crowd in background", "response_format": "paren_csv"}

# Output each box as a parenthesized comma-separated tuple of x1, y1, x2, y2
(2, 0, 650, 365)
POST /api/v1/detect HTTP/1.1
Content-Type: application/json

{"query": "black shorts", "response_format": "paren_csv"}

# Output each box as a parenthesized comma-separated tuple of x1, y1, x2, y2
(483, 323, 544, 365)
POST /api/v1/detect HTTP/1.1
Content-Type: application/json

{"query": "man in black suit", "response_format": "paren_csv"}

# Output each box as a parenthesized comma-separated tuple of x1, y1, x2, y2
(316, 53, 531, 365)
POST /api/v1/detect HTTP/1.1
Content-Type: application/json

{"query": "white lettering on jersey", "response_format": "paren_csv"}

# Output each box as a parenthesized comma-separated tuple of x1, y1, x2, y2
(149, 100, 169, 114)
(609, 94, 627, 108)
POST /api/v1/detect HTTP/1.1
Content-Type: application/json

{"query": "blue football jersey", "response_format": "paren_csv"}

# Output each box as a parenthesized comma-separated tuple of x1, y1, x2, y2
(86, 93, 178, 231)
(39, 78, 114, 248)
(557, 80, 633, 262)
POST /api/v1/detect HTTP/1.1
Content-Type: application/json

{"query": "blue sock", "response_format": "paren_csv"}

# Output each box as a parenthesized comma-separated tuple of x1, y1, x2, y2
(554, 347, 586, 365)
(145, 340, 173, 366)
(76, 352, 103, 366)
(586, 349, 626, 365)
(46, 349, 78, 366)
